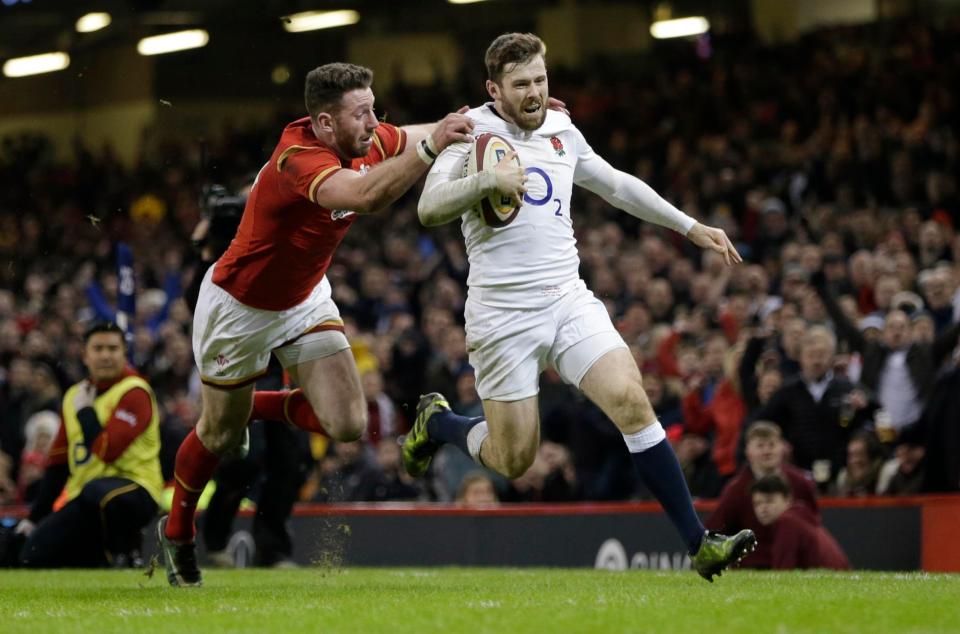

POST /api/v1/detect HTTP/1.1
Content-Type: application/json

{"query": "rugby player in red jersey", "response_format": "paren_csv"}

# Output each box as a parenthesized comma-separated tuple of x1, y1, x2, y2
(156, 62, 477, 586)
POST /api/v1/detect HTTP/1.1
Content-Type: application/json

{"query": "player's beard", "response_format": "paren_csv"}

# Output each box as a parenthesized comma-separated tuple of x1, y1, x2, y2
(502, 93, 547, 131)
(333, 124, 371, 159)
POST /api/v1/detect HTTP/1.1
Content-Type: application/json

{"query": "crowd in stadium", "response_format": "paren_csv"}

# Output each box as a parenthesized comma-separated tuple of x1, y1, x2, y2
(1, 21, 958, 512)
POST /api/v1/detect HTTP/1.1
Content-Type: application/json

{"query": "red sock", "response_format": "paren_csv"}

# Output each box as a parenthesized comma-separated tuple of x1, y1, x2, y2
(166, 429, 220, 543)
(251, 389, 328, 436)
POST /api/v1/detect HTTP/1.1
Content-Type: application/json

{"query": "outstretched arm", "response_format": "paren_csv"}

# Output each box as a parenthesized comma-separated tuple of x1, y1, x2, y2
(574, 148, 741, 264)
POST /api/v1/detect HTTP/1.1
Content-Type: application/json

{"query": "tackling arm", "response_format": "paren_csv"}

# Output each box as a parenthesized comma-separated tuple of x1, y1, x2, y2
(315, 149, 436, 215)
(314, 110, 474, 215)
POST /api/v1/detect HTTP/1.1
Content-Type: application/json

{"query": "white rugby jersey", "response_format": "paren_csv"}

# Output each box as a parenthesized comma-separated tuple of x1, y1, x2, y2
(424, 103, 694, 308)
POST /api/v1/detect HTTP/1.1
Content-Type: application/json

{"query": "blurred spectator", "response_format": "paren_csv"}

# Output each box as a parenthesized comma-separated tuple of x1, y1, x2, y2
(361, 369, 405, 446)
(913, 361, 960, 492)
(813, 270, 960, 437)
(707, 421, 818, 568)
(832, 431, 885, 497)
(311, 441, 379, 503)
(17, 407, 59, 503)
(751, 475, 850, 570)
(754, 326, 874, 481)
(456, 472, 498, 506)
(877, 443, 926, 496)
(356, 436, 421, 501)
(507, 441, 581, 503)
(682, 337, 746, 480)
(0, 358, 33, 483)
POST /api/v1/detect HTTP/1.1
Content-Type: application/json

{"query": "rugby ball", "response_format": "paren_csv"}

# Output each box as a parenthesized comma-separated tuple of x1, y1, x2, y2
(463, 132, 522, 227)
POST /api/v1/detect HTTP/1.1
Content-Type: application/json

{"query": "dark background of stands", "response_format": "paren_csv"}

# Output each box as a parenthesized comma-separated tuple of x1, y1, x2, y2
(1, 0, 959, 510)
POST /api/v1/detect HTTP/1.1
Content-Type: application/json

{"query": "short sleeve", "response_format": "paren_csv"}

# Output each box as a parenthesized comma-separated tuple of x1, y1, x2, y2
(373, 123, 406, 159)
(279, 146, 344, 204)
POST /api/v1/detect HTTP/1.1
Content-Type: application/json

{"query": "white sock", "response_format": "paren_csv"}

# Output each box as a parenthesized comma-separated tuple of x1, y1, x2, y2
(622, 421, 666, 453)
(466, 420, 489, 465)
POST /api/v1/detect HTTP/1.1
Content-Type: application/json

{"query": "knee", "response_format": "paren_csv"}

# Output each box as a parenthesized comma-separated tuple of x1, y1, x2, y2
(197, 417, 245, 455)
(498, 446, 537, 479)
(602, 381, 655, 434)
(323, 402, 367, 442)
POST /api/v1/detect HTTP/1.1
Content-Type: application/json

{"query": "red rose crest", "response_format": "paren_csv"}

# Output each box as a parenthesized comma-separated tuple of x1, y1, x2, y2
(550, 136, 565, 157)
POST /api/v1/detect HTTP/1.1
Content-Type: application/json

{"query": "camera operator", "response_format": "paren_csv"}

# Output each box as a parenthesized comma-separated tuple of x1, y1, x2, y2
(187, 185, 313, 567)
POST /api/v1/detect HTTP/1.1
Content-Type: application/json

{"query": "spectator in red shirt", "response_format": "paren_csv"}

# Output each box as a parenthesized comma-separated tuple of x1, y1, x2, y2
(682, 336, 747, 479)
(706, 421, 818, 568)
(751, 475, 850, 570)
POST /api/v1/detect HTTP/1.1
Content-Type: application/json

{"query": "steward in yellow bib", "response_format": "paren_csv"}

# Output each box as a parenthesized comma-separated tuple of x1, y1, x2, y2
(19, 322, 162, 567)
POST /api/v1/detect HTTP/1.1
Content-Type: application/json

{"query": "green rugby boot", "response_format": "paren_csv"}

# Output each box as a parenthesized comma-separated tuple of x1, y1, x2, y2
(401, 392, 450, 477)
(691, 529, 757, 582)
(156, 515, 203, 587)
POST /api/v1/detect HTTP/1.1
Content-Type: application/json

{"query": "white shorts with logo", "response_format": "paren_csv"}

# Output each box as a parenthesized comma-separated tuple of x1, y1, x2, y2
(465, 281, 628, 401)
(192, 265, 350, 388)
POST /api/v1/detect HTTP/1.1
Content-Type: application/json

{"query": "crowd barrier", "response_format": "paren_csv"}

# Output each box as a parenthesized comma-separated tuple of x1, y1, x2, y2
(126, 495, 958, 571)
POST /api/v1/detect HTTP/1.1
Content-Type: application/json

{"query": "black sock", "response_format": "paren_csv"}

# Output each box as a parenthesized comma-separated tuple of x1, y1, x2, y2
(629, 439, 705, 554)
(427, 410, 484, 456)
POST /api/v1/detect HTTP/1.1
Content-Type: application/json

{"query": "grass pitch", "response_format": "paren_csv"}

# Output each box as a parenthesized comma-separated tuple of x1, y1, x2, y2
(1, 567, 958, 634)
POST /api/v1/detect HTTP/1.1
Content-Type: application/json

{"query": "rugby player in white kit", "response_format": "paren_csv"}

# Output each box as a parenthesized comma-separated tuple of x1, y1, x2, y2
(405, 32, 756, 581)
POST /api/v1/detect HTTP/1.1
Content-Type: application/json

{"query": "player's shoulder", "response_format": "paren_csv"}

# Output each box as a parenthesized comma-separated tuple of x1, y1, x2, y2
(539, 109, 574, 134)
(467, 104, 506, 131)
(279, 117, 317, 146)
(275, 117, 338, 170)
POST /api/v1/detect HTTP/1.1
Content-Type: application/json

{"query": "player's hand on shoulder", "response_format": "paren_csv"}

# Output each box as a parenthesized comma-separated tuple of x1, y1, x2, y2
(492, 150, 526, 208)
(546, 97, 569, 116)
(430, 106, 476, 152)
(686, 222, 742, 266)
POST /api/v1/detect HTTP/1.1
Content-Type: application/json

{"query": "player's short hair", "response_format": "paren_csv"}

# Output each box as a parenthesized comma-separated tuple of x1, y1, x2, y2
(750, 474, 791, 497)
(304, 63, 374, 118)
(485, 32, 546, 84)
(745, 420, 782, 443)
(83, 321, 125, 344)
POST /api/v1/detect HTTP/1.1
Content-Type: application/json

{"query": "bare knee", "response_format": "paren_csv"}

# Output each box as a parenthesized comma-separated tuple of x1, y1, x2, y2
(609, 380, 655, 432)
(196, 415, 245, 455)
(501, 455, 535, 479)
(493, 444, 536, 479)
(322, 401, 367, 442)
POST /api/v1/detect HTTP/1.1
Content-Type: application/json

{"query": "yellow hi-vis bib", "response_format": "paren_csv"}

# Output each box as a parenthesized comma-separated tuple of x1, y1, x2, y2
(62, 375, 163, 504)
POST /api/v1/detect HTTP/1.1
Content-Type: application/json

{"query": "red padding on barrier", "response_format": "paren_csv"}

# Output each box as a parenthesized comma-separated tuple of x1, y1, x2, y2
(922, 498, 960, 572)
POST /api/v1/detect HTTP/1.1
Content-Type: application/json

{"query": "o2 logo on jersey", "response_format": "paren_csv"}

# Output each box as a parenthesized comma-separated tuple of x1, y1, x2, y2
(522, 167, 563, 218)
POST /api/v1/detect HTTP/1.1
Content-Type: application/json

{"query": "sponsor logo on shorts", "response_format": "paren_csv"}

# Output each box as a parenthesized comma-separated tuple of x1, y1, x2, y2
(215, 353, 229, 375)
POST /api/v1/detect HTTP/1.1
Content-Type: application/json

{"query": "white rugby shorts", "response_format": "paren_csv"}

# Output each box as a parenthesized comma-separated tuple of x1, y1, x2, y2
(192, 265, 349, 388)
(465, 281, 628, 401)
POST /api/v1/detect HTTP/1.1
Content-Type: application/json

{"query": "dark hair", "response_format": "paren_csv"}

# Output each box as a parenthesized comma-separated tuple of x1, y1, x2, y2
(485, 32, 546, 84)
(304, 63, 374, 119)
(750, 474, 791, 497)
(83, 321, 125, 344)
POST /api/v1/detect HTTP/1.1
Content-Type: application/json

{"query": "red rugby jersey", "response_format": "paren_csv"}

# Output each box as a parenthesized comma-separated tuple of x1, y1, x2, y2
(213, 117, 406, 310)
